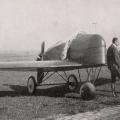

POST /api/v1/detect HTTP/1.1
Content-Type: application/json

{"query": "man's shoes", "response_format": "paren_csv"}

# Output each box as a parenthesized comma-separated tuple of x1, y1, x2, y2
(112, 91, 118, 97)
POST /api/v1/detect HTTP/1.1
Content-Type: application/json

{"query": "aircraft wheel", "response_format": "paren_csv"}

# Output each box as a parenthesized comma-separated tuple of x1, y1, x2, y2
(67, 74, 78, 92)
(27, 76, 37, 95)
(80, 82, 96, 100)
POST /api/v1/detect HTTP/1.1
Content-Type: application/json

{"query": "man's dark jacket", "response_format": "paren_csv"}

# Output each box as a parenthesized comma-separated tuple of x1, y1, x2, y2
(107, 44, 120, 70)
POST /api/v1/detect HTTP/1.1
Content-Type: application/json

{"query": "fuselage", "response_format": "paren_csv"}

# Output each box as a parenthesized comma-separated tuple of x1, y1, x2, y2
(43, 33, 106, 65)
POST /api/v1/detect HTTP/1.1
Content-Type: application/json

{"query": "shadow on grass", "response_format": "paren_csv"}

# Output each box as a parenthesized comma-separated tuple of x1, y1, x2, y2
(0, 84, 69, 97)
(94, 78, 111, 87)
(0, 77, 113, 97)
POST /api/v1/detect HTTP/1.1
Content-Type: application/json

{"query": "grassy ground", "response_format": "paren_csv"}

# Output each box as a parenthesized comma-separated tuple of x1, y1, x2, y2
(0, 53, 120, 119)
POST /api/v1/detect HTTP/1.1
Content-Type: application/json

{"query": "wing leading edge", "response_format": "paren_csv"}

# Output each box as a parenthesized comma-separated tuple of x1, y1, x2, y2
(0, 60, 80, 72)
(0, 60, 106, 72)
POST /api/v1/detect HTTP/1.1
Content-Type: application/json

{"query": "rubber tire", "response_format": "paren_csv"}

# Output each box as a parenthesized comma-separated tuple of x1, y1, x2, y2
(27, 76, 37, 95)
(67, 74, 78, 92)
(80, 82, 96, 100)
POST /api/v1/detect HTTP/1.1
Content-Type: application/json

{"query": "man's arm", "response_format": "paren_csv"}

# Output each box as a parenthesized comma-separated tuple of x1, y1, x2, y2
(114, 47, 120, 68)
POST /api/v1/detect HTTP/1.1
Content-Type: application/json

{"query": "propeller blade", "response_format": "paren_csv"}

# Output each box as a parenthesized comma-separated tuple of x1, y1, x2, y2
(41, 41, 45, 55)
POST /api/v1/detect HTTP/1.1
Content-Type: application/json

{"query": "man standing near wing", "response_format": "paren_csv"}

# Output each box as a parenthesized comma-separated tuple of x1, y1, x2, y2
(107, 37, 120, 97)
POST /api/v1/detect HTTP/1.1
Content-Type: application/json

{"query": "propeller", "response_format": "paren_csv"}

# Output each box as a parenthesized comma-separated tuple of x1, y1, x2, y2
(37, 41, 45, 61)
(41, 41, 45, 56)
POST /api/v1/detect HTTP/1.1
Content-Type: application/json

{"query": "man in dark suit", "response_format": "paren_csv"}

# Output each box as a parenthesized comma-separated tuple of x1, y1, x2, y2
(107, 37, 120, 97)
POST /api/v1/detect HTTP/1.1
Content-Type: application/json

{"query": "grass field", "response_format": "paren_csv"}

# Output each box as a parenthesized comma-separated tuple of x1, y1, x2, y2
(0, 52, 120, 120)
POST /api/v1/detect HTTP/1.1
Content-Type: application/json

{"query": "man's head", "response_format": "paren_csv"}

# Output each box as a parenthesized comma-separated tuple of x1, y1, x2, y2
(112, 37, 120, 46)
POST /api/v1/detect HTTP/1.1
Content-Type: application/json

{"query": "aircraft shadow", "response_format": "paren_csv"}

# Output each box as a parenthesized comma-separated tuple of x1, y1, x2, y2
(0, 84, 69, 97)
(94, 78, 111, 86)
(0, 77, 113, 97)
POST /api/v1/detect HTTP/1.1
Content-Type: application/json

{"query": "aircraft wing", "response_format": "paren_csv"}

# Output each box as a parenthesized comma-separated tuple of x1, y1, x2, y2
(0, 60, 106, 72)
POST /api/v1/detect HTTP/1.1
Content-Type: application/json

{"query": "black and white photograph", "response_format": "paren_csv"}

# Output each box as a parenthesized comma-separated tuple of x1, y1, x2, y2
(0, 0, 120, 119)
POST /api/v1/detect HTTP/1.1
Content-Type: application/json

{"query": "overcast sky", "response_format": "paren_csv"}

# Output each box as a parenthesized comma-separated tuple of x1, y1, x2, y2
(0, 0, 120, 51)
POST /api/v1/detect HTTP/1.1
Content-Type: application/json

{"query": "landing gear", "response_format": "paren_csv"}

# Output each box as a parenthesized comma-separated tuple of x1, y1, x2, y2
(27, 76, 37, 95)
(67, 74, 78, 92)
(80, 82, 96, 100)
(37, 69, 44, 84)
(26, 66, 100, 100)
